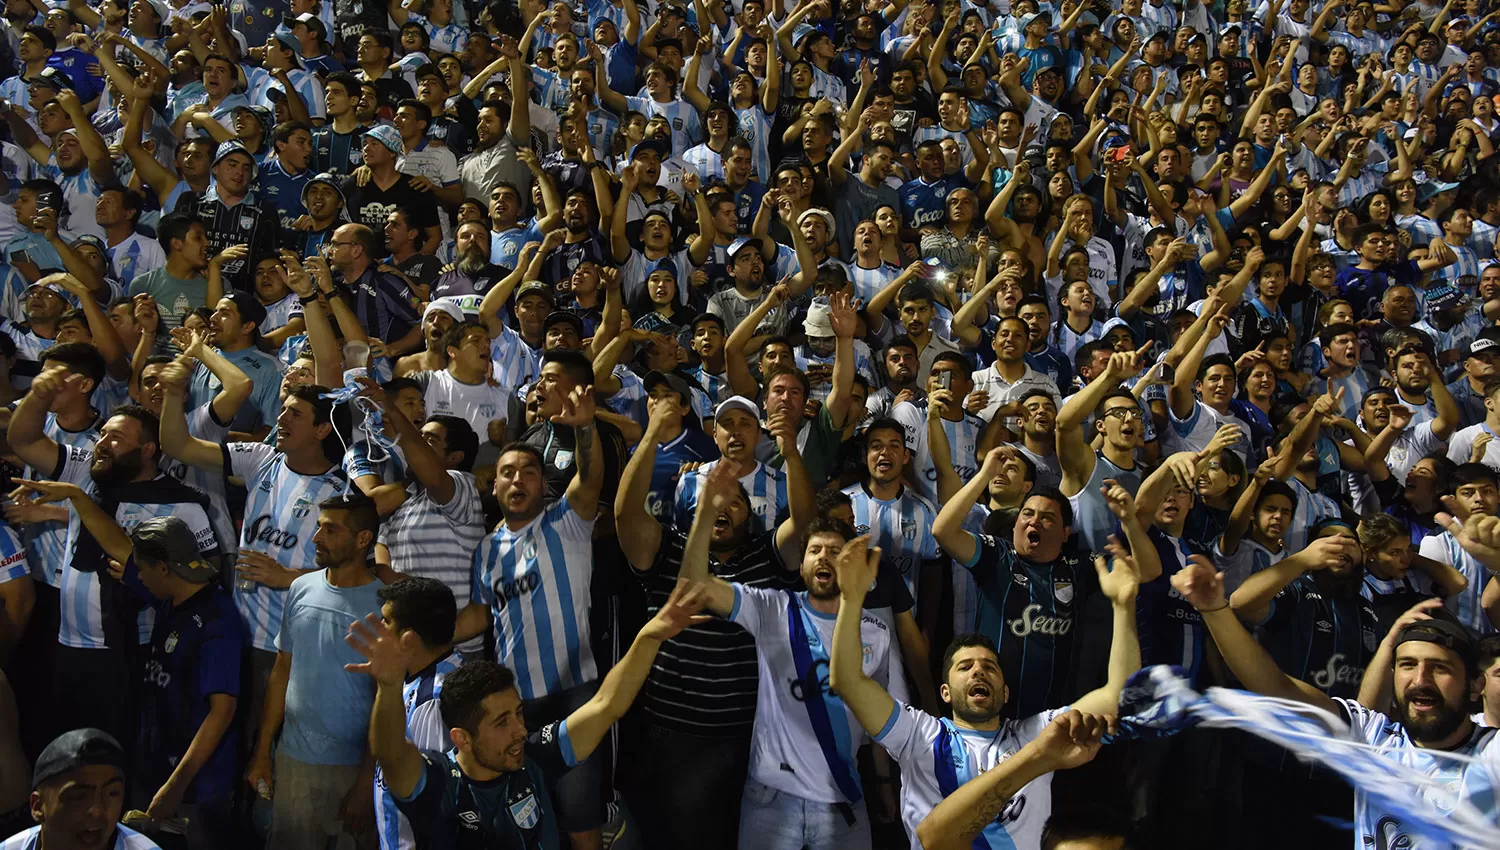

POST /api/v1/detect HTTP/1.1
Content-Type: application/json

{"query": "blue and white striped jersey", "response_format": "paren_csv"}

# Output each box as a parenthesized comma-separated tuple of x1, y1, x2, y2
(680, 142, 725, 183)
(1420, 531, 1497, 636)
(226, 441, 349, 652)
(107, 232, 166, 284)
(1339, 698, 1500, 850)
(470, 496, 597, 700)
(875, 702, 1063, 850)
(845, 260, 902, 307)
(0, 521, 26, 588)
(1286, 477, 1344, 555)
(674, 459, 788, 534)
(687, 363, 731, 406)
(731, 105, 773, 184)
(1470, 218, 1498, 259)
(1, 825, 161, 850)
(22, 414, 99, 587)
(622, 95, 703, 154)
(246, 67, 326, 120)
(1213, 536, 1287, 595)
(162, 403, 235, 561)
(375, 651, 463, 850)
(1432, 242, 1483, 296)
(729, 584, 893, 805)
(889, 400, 984, 504)
(842, 483, 941, 603)
(408, 12, 468, 53)
(1396, 213, 1443, 247)
(490, 324, 542, 394)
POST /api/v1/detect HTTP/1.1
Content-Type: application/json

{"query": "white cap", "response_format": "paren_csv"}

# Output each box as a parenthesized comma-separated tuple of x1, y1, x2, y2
(714, 395, 760, 421)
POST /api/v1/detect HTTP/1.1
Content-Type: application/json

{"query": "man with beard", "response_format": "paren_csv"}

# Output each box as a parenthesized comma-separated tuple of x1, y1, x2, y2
(835, 507, 1142, 850)
(1419, 463, 1500, 635)
(430, 221, 512, 316)
(538, 187, 612, 289)
(458, 49, 532, 206)
(998, 389, 1062, 489)
(1172, 550, 1500, 850)
(678, 460, 894, 850)
(1227, 519, 1380, 847)
(1057, 349, 1147, 552)
(1363, 372, 1459, 488)
(513, 349, 629, 507)
(9, 377, 220, 748)
(186, 290, 284, 436)
(172, 141, 280, 293)
(936, 445, 1154, 717)
(244, 492, 384, 850)
(614, 388, 808, 850)
(1387, 346, 1459, 432)
(449, 386, 606, 850)
(865, 337, 923, 418)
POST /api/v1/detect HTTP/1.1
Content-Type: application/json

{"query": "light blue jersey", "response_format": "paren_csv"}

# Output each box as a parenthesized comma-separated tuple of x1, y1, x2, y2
(23, 414, 99, 587)
(732, 105, 773, 183)
(729, 584, 893, 805)
(622, 95, 702, 153)
(875, 702, 1064, 850)
(471, 496, 597, 700)
(226, 442, 349, 652)
(1420, 531, 1497, 636)
(842, 483, 941, 603)
(0, 825, 160, 850)
(1339, 698, 1500, 850)
(890, 401, 984, 503)
(1286, 477, 1343, 555)
(376, 651, 463, 850)
(674, 459, 788, 534)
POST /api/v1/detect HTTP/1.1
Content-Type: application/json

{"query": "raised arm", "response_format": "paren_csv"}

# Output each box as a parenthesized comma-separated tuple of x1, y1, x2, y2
(934, 446, 1011, 564)
(1071, 529, 1143, 714)
(1057, 349, 1139, 495)
(615, 405, 668, 569)
(17, 479, 132, 564)
(1171, 555, 1339, 711)
(122, 72, 182, 205)
(679, 462, 743, 615)
(6, 366, 68, 473)
(157, 358, 226, 472)
(555, 388, 604, 520)
(723, 283, 788, 398)
(827, 535, 899, 734)
(1229, 534, 1363, 624)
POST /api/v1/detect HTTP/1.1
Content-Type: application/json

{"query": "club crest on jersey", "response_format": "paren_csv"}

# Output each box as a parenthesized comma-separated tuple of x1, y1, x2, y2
(1054, 580, 1073, 604)
(524, 539, 538, 561)
(672, 117, 684, 130)
(239, 215, 255, 231)
(163, 633, 178, 654)
(862, 643, 873, 666)
(901, 520, 917, 541)
(292, 496, 313, 519)
(555, 450, 574, 470)
(509, 793, 540, 830)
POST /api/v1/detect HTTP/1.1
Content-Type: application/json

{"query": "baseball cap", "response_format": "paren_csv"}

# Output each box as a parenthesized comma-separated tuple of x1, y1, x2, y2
(29, 67, 71, 92)
(629, 138, 672, 162)
(131, 516, 219, 582)
(543, 310, 584, 336)
(70, 234, 105, 254)
(804, 300, 834, 337)
(24, 280, 69, 299)
(644, 369, 692, 404)
(33, 728, 126, 790)
(1019, 10, 1052, 29)
(424, 300, 465, 323)
(143, 0, 169, 23)
(212, 140, 259, 177)
(726, 236, 757, 260)
(715, 395, 760, 421)
(301, 171, 347, 209)
(515, 280, 554, 306)
(646, 256, 677, 281)
(363, 124, 404, 157)
(1467, 337, 1500, 359)
(288, 11, 327, 40)
(1395, 618, 1477, 673)
(1425, 284, 1465, 316)
(273, 29, 304, 61)
(224, 290, 268, 330)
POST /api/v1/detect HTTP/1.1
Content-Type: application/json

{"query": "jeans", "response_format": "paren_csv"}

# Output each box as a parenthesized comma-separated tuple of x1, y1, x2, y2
(621, 722, 749, 850)
(737, 777, 870, 850)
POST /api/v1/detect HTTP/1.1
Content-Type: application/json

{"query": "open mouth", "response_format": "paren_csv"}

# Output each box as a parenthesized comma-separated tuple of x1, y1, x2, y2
(874, 459, 893, 474)
(1024, 528, 1042, 547)
(967, 683, 992, 700)
(813, 564, 834, 583)
(1407, 691, 1440, 712)
(713, 513, 731, 531)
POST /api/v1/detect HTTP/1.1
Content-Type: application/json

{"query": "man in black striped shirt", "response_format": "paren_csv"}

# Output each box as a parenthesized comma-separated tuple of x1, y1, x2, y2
(171, 141, 279, 294)
(615, 398, 815, 850)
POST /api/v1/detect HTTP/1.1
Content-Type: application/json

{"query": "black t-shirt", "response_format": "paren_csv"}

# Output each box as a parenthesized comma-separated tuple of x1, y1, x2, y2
(394, 721, 573, 850)
(342, 174, 441, 255)
(519, 418, 629, 509)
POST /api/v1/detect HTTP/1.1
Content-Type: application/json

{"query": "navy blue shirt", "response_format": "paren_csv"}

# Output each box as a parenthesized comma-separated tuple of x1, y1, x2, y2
(642, 428, 719, 521)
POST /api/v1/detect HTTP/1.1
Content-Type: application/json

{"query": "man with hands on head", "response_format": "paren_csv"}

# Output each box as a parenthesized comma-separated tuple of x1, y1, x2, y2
(348, 578, 714, 850)
(829, 527, 1141, 850)
(1172, 550, 1500, 850)
(673, 459, 894, 850)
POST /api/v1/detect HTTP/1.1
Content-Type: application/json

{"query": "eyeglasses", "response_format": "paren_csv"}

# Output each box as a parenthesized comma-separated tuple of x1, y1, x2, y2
(1102, 407, 1144, 420)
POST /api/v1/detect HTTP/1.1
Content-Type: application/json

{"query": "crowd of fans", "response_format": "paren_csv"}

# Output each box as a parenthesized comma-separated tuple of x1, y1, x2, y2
(0, 0, 1499, 845)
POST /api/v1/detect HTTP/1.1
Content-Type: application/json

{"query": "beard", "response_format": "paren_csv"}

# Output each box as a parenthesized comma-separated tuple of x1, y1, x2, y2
(949, 692, 1000, 726)
(1398, 686, 1471, 743)
(91, 447, 145, 487)
(457, 248, 489, 275)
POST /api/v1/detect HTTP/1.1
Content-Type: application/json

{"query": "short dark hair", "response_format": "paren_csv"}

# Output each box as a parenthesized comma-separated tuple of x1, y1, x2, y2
(325, 71, 361, 99)
(1450, 462, 1500, 495)
(439, 660, 517, 733)
(156, 212, 201, 254)
(109, 404, 161, 448)
(498, 441, 546, 470)
(803, 517, 856, 550)
(396, 98, 432, 127)
(1023, 485, 1074, 528)
(540, 348, 594, 387)
(1319, 322, 1359, 349)
(940, 633, 999, 680)
(762, 364, 809, 400)
(1257, 479, 1297, 511)
(41, 341, 106, 388)
(1197, 352, 1236, 382)
(318, 492, 380, 542)
(863, 416, 906, 444)
(427, 414, 479, 472)
(378, 577, 457, 647)
(814, 487, 852, 516)
(441, 319, 489, 357)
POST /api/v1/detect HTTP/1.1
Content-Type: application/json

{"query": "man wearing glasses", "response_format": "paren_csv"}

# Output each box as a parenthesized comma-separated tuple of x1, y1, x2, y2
(323, 223, 424, 356)
(1056, 349, 1148, 552)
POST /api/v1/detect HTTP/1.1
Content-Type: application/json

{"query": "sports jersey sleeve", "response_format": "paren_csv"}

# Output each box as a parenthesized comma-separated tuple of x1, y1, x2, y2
(407, 699, 448, 751)
(471, 533, 497, 610)
(1333, 698, 1396, 745)
(274, 577, 307, 654)
(962, 533, 1012, 583)
(551, 495, 597, 539)
(436, 471, 481, 520)
(1259, 578, 1306, 630)
(0, 524, 26, 583)
(390, 749, 450, 809)
(727, 583, 779, 636)
(224, 441, 275, 480)
(871, 701, 942, 762)
(526, 720, 580, 786)
(198, 608, 244, 698)
(1012, 707, 1067, 746)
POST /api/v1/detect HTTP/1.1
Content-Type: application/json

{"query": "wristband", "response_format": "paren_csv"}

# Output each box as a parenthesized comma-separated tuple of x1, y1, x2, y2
(298, 294, 320, 307)
(1200, 603, 1229, 613)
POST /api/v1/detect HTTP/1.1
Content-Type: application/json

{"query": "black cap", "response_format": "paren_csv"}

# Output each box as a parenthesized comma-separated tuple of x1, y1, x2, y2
(644, 369, 692, 404)
(225, 290, 268, 331)
(33, 729, 126, 790)
(543, 310, 584, 336)
(1395, 618, 1478, 672)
